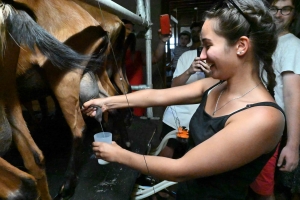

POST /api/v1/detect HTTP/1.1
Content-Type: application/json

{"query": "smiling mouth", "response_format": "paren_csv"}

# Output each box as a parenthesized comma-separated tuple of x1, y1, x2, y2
(274, 19, 283, 24)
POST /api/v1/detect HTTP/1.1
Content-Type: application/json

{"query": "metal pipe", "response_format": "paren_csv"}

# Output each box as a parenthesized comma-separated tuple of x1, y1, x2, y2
(83, 0, 151, 27)
(83, 0, 155, 118)
(144, 0, 153, 118)
(131, 85, 150, 90)
(136, 0, 146, 19)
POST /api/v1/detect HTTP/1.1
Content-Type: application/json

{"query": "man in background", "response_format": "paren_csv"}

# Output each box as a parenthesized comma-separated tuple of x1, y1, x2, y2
(249, 0, 300, 199)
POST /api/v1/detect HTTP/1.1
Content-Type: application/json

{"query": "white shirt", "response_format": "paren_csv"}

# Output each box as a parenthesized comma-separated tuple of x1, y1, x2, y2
(163, 49, 205, 129)
(273, 33, 300, 110)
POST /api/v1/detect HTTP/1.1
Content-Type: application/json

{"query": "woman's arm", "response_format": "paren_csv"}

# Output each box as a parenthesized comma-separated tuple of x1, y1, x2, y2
(82, 78, 218, 116)
(93, 106, 284, 182)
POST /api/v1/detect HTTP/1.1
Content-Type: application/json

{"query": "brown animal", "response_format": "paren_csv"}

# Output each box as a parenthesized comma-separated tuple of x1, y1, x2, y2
(0, 0, 131, 199)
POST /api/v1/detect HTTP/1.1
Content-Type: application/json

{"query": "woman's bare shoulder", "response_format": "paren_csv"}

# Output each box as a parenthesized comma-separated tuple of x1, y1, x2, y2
(228, 103, 284, 151)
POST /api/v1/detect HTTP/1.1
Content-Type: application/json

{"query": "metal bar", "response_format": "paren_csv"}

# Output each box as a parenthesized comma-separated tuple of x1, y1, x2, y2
(131, 85, 150, 90)
(170, 15, 178, 24)
(144, 0, 153, 118)
(83, 0, 156, 118)
(136, 0, 146, 19)
(83, 0, 151, 27)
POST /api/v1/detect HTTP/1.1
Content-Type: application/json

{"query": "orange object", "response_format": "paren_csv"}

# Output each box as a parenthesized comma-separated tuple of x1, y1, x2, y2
(176, 126, 189, 139)
(160, 14, 170, 35)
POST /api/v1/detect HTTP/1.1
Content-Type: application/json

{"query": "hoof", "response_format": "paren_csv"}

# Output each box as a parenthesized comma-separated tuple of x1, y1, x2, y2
(53, 176, 78, 200)
(53, 185, 72, 200)
(4, 177, 39, 200)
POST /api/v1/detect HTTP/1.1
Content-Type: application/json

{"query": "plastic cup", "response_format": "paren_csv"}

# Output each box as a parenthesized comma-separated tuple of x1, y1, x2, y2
(94, 132, 112, 165)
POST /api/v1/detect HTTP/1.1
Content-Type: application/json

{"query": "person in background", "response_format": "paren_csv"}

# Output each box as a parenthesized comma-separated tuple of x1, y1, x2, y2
(188, 21, 202, 50)
(166, 22, 203, 87)
(166, 21, 204, 79)
(159, 21, 206, 160)
(172, 30, 191, 69)
(167, 30, 191, 78)
(83, 0, 285, 199)
(122, 19, 171, 116)
(249, 0, 300, 199)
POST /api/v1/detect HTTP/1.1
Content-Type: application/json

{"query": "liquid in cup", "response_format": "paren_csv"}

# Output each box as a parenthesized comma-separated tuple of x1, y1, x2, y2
(94, 132, 112, 165)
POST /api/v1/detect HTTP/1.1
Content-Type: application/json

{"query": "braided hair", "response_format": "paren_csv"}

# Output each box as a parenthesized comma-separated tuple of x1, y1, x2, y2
(204, 0, 278, 98)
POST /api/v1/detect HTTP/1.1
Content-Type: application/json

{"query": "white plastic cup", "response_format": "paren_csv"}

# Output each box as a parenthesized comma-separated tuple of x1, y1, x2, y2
(94, 132, 112, 165)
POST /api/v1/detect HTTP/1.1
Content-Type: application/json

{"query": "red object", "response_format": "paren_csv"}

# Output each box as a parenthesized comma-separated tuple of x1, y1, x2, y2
(125, 50, 145, 116)
(160, 14, 170, 35)
(250, 144, 280, 195)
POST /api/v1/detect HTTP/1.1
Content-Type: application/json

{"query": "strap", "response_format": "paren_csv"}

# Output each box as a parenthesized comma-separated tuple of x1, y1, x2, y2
(205, 80, 225, 96)
(230, 102, 285, 118)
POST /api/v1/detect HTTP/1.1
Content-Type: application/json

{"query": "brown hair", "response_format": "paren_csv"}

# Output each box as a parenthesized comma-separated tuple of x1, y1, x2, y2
(204, 0, 278, 97)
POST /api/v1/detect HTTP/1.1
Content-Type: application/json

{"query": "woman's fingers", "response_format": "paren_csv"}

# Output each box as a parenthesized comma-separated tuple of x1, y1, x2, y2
(81, 105, 97, 117)
(83, 99, 97, 109)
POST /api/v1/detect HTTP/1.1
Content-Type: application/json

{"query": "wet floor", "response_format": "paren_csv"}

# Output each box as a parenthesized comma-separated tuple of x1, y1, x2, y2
(3, 109, 163, 200)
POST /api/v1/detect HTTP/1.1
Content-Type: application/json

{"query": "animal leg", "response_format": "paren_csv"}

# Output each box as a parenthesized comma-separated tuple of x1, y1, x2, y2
(46, 69, 86, 200)
(2, 29, 51, 200)
(0, 101, 12, 157)
(6, 102, 51, 200)
(0, 157, 39, 200)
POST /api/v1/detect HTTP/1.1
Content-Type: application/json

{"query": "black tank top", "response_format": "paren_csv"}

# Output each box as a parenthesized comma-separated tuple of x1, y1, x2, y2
(176, 82, 285, 200)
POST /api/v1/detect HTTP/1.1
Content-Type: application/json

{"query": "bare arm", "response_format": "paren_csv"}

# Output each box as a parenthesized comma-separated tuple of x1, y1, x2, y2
(277, 72, 300, 171)
(152, 40, 167, 64)
(82, 78, 218, 116)
(151, 29, 172, 64)
(141, 29, 171, 65)
(93, 106, 284, 181)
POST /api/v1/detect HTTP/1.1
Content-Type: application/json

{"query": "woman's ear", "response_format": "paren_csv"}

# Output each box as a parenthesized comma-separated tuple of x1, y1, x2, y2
(236, 36, 249, 56)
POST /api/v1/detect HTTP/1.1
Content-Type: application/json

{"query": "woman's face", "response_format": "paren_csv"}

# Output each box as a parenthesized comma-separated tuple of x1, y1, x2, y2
(200, 19, 237, 80)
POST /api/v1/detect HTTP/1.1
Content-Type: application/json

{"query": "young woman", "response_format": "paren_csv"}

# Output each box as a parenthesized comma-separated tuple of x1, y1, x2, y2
(82, 0, 284, 199)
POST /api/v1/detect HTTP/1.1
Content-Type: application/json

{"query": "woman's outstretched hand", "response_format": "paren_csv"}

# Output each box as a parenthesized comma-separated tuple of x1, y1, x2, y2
(81, 98, 107, 117)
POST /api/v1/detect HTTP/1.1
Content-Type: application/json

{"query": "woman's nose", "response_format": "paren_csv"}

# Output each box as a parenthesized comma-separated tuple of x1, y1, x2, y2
(200, 49, 207, 60)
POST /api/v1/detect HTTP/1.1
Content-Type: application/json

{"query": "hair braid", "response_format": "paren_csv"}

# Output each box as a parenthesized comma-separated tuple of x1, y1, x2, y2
(240, 0, 277, 97)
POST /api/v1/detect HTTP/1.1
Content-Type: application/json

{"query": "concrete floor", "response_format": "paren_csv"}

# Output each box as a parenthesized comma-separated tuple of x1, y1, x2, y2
(4, 68, 184, 200)
(3, 95, 175, 200)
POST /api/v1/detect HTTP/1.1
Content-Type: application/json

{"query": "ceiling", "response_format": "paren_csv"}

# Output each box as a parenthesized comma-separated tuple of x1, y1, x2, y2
(166, 0, 217, 27)
(164, 0, 291, 27)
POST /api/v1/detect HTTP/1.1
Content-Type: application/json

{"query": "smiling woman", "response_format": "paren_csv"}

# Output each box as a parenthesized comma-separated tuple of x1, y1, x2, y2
(81, 0, 285, 199)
